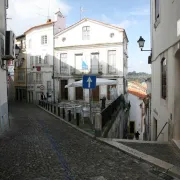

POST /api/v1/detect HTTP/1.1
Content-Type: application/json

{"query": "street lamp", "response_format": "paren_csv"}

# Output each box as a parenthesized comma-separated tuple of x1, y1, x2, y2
(137, 36, 152, 52)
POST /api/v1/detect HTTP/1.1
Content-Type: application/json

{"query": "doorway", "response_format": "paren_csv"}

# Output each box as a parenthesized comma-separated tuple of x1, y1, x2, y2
(61, 80, 68, 100)
(129, 121, 135, 134)
(154, 118, 157, 141)
(92, 86, 99, 101)
(107, 83, 116, 100)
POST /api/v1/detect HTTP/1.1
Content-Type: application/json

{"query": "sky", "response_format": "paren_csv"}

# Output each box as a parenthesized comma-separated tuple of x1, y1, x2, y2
(7, 0, 151, 73)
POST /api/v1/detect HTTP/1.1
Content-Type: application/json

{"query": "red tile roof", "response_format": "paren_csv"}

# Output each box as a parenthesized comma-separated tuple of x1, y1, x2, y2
(25, 20, 54, 34)
(128, 89, 147, 99)
(128, 81, 147, 99)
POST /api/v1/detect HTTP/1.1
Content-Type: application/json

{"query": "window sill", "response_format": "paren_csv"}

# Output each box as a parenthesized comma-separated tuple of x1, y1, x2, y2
(154, 17, 160, 29)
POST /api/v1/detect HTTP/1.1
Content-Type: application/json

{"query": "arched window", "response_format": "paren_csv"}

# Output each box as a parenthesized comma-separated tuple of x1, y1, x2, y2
(161, 58, 167, 99)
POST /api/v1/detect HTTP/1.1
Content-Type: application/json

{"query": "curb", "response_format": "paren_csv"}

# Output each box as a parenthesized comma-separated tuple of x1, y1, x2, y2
(96, 138, 180, 179)
(37, 105, 95, 139)
(37, 105, 180, 179)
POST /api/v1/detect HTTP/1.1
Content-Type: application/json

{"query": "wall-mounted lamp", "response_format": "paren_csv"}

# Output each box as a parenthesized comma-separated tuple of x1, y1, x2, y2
(137, 36, 152, 52)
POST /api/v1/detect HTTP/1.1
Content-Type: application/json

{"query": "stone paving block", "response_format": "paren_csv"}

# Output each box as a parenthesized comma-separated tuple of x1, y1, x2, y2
(0, 102, 177, 180)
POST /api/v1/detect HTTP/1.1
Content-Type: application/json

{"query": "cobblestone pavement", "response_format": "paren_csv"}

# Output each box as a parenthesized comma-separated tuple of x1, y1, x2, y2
(120, 142, 180, 167)
(0, 103, 178, 180)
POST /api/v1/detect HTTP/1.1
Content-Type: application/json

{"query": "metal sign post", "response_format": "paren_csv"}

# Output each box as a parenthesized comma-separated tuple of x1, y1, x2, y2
(83, 75, 96, 124)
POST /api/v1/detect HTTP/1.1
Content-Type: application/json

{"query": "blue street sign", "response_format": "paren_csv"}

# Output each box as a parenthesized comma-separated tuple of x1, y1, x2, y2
(83, 75, 96, 89)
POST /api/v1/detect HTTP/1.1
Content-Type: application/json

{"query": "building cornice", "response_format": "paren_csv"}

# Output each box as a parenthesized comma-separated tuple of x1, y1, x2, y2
(55, 42, 123, 51)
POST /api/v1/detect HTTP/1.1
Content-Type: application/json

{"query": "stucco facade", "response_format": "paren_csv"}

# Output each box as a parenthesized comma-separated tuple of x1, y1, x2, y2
(54, 18, 128, 102)
(26, 23, 54, 103)
(14, 35, 27, 102)
(150, 0, 180, 141)
(0, 0, 9, 134)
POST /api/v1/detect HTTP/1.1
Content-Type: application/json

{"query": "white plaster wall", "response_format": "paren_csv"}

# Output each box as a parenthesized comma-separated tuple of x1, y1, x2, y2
(55, 45, 123, 76)
(55, 44, 124, 101)
(0, 0, 8, 134)
(26, 25, 54, 102)
(55, 20, 123, 47)
(128, 94, 143, 139)
(151, 46, 175, 141)
(151, 0, 180, 61)
(150, 0, 180, 141)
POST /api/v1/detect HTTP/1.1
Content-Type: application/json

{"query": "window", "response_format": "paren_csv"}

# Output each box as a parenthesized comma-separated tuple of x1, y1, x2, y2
(41, 35, 47, 45)
(108, 50, 116, 73)
(161, 58, 167, 99)
(30, 56, 34, 66)
(28, 73, 33, 84)
(36, 73, 42, 84)
(60, 53, 68, 74)
(82, 26, 90, 40)
(18, 71, 25, 82)
(28, 39, 32, 48)
(155, 0, 160, 20)
(47, 81, 51, 91)
(44, 55, 48, 64)
(91, 53, 99, 74)
(39, 56, 42, 64)
(35, 56, 42, 64)
(75, 54, 83, 74)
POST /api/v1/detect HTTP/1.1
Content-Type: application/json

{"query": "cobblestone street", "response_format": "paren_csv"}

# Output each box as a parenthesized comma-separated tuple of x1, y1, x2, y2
(0, 103, 176, 180)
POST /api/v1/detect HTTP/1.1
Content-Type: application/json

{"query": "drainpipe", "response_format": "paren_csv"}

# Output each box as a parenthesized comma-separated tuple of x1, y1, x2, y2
(53, 22, 55, 103)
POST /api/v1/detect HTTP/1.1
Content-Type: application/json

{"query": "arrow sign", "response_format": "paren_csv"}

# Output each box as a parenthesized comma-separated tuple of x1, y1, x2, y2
(83, 75, 96, 89)
(87, 77, 92, 88)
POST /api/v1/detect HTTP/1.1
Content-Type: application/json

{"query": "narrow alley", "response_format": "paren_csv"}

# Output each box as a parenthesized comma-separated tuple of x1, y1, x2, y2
(0, 103, 162, 180)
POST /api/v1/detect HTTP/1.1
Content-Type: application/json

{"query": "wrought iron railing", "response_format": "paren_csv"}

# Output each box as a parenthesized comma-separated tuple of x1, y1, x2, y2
(101, 95, 125, 128)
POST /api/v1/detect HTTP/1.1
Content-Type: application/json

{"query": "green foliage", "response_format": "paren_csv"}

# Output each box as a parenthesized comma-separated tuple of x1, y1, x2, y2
(127, 71, 151, 82)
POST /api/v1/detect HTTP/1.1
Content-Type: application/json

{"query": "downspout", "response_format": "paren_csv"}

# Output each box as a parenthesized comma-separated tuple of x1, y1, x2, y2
(53, 22, 55, 103)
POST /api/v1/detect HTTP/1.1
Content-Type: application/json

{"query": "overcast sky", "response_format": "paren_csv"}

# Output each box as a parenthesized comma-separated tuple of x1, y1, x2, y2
(7, 0, 151, 73)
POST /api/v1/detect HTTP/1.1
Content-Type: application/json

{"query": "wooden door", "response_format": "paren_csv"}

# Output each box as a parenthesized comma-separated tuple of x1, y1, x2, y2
(76, 87, 83, 100)
(92, 86, 99, 102)
(61, 80, 68, 100)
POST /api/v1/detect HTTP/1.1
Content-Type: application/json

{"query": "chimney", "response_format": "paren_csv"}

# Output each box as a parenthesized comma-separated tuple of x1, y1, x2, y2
(47, 19, 51, 23)
(54, 9, 66, 35)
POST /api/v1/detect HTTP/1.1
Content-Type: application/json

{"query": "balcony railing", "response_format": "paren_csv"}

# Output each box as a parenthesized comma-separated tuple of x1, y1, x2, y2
(59, 65, 118, 76)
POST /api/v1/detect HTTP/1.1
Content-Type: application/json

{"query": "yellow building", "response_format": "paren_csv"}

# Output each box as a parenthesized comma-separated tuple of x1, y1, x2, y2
(14, 34, 27, 102)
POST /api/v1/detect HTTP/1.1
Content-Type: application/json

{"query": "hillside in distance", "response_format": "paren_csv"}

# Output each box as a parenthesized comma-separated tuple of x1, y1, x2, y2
(127, 71, 151, 82)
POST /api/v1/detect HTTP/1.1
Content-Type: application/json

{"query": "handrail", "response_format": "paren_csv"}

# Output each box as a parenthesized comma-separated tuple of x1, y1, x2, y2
(156, 122, 168, 141)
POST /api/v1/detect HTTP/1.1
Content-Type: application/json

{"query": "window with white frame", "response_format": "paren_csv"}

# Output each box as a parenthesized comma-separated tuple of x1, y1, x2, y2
(44, 55, 48, 64)
(39, 56, 42, 64)
(47, 81, 51, 91)
(28, 39, 32, 48)
(35, 56, 42, 64)
(41, 35, 47, 45)
(60, 53, 68, 74)
(30, 56, 34, 66)
(36, 73, 42, 84)
(82, 26, 90, 40)
(108, 50, 116, 73)
(18, 71, 25, 81)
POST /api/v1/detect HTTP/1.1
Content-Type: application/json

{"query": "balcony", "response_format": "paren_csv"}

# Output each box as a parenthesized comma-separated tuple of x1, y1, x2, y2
(59, 64, 119, 77)
(70, 65, 103, 75)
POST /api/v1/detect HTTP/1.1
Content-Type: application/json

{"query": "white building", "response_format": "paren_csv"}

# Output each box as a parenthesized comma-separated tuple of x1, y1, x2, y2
(25, 11, 65, 103)
(150, 0, 180, 141)
(0, 0, 9, 134)
(128, 82, 147, 140)
(54, 18, 128, 102)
